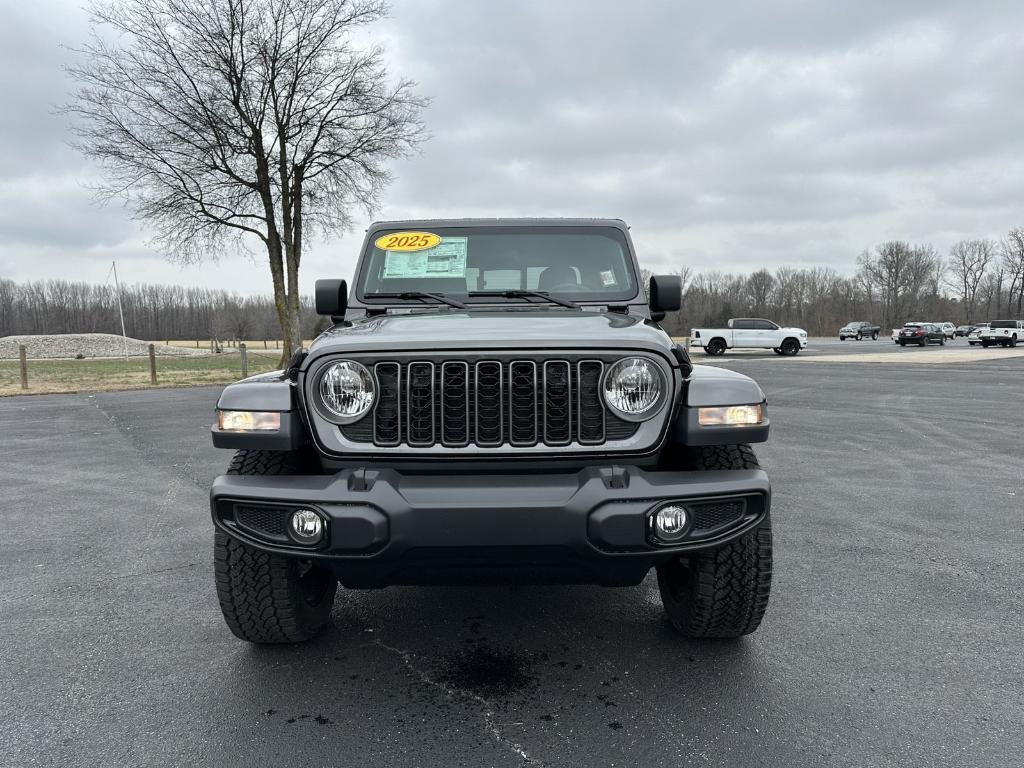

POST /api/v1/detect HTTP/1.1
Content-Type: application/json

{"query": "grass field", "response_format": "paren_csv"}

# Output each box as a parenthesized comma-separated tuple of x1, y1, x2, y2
(0, 349, 283, 396)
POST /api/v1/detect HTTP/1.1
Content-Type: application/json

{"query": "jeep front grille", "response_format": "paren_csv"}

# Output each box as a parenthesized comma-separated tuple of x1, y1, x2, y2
(337, 357, 640, 449)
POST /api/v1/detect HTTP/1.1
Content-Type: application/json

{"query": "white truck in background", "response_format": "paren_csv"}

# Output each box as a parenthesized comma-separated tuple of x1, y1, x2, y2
(690, 318, 809, 356)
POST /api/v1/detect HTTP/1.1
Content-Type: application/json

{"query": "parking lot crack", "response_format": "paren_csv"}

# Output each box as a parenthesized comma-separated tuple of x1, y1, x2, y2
(371, 638, 547, 767)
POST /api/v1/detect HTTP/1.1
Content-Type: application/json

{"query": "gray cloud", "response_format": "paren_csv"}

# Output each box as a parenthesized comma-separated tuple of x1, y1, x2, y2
(2, 0, 1023, 292)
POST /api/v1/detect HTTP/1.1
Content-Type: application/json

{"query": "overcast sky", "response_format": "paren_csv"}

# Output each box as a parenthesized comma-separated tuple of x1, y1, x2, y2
(1, 0, 1023, 295)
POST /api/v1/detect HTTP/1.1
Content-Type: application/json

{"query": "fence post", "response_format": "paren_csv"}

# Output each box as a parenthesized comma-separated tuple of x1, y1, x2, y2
(148, 344, 157, 385)
(19, 344, 28, 390)
(240, 342, 248, 378)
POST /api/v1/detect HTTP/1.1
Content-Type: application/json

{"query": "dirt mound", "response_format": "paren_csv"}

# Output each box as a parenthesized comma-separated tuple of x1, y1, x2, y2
(0, 333, 209, 359)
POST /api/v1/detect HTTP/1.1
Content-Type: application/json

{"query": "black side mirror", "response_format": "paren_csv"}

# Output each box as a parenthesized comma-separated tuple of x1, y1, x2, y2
(649, 275, 682, 313)
(315, 279, 348, 317)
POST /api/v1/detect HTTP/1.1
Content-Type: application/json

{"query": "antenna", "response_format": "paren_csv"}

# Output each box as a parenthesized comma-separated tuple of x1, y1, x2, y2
(111, 261, 129, 362)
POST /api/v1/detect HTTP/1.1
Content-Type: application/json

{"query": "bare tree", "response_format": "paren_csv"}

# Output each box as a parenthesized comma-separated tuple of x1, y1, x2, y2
(66, 0, 427, 360)
(744, 269, 774, 315)
(857, 241, 936, 328)
(947, 239, 994, 322)
(1001, 229, 1024, 317)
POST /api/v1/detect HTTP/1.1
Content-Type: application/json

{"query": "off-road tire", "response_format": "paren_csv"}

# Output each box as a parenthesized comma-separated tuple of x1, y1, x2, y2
(214, 449, 337, 644)
(656, 445, 772, 639)
(780, 338, 800, 356)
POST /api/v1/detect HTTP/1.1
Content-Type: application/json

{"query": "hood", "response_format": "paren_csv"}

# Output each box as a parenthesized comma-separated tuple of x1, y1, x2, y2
(307, 309, 676, 360)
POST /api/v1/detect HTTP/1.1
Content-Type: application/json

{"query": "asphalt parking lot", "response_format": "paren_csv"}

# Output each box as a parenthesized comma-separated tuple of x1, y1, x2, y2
(2, 351, 1022, 767)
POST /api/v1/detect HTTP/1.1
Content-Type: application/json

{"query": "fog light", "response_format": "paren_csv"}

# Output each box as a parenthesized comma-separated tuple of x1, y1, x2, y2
(652, 505, 689, 542)
(290, 509, 324, 544)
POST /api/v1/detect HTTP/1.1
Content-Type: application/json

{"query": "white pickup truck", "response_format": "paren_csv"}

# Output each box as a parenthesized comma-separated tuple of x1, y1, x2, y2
(979, 319, 1023, 347)
(690, 318, 809, 356)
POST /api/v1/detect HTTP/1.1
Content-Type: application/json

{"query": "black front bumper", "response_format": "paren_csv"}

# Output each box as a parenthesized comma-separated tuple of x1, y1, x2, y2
(210, 466, 770, 587)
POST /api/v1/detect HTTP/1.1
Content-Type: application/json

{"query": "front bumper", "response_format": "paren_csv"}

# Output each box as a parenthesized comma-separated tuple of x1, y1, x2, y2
(211, 466, 770, 587)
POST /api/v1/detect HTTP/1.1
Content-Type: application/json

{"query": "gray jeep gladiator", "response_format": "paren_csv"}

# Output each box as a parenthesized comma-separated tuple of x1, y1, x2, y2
(210, 219, 773, 643)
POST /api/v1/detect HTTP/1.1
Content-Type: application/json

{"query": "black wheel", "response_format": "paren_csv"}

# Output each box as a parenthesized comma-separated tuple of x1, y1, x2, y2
(780, 338, 800, 356)
(657, 445, 772, 639)
(939, 336, 945, 346)
(919, 339, 926, 347)
(871, 331, 878, 340)
(772, 347, 783, 355)
(1011, 336, 1018, 348)
(982, 341, 990, 348)
(899, 341, 905, 347)
(839, 336, 845, 341)
(214, 449, 337, 644)
(705, 338, 727, 356)
(855, 332, 862, 341)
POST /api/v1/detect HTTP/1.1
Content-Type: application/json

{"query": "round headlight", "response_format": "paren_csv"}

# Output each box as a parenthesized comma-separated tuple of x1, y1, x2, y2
(602, 357, 665, 421)
(318, 360, 375, 422)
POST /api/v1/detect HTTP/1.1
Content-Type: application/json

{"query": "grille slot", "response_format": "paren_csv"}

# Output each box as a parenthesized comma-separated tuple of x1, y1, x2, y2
(407, 362, 435, 446)
(373, 362, 401, 446)
(509, 361, 538, 446)
(475, 361, 503, 446)
(335, 355, 646, 449)
(441, 361, 470, 446)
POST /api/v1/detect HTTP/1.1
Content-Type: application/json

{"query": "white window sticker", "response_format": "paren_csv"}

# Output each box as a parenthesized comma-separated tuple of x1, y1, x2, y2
(600, 269, 617, 287)
(383, 237, 468, 279)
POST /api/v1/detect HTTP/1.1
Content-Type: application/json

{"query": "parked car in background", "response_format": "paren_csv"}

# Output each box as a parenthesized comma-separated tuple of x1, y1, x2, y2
(892, 321, 926, 344)
(967, 323, 990, 345)
(954, 325, 974, 337)
(937, 322, 956, 340)
(838, 321, 880, 340)
(979, 319, 1024, 347)
(690, 318, 808, 356)
(898, 323, 945, 347)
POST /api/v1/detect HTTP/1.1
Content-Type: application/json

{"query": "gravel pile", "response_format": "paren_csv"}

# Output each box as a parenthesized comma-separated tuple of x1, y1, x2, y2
(0, 334, 210, 359)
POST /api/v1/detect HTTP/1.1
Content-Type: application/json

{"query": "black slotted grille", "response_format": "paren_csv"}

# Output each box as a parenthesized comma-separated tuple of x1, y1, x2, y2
(337, 355, 645, 449)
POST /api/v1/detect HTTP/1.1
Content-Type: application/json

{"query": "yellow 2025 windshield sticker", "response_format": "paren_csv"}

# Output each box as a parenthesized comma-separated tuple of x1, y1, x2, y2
(374, 231, 441, 252)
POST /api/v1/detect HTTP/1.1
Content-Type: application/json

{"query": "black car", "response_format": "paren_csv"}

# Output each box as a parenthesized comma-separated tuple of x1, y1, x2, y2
(208, 218, 774, 644)
(954, 325, 974, 337)
(898, 323, 945, 346)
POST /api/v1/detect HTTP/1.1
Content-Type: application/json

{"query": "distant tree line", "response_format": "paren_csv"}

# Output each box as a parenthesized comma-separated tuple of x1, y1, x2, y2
(4, 228, 1023, 341)
(0, 279, 321, 342)
(655, 229, 1024, 336)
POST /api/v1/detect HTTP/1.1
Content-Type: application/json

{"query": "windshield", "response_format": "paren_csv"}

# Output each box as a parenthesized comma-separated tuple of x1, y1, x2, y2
(357, 225, 638, 304)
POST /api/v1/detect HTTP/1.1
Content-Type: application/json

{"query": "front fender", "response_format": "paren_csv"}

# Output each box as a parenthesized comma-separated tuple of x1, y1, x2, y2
(671, 365, 770, 446)
(211, 371, 307, 451)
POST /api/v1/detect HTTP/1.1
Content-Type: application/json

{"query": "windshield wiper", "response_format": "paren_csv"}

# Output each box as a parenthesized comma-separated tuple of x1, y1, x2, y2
(370, 291, 467, 309)
(468, 289, 581, 310)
